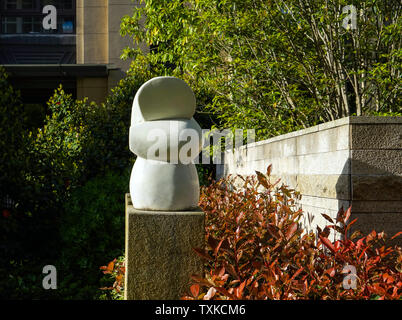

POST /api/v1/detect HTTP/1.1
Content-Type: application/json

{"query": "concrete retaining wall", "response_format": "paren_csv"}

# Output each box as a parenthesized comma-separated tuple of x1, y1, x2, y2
(218, 116, 402, 242)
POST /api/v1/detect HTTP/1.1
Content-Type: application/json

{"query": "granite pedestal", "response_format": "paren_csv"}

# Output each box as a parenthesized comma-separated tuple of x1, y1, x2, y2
(124, 194, 205, 300)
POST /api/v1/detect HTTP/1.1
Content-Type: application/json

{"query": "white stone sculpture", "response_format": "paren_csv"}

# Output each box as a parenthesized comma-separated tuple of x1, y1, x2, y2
(129, 76, 202, 211)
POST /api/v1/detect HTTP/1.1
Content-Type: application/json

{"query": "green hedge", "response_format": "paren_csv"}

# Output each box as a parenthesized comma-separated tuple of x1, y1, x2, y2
(58, 170, 129, 299)
(0, 61, 150, 299)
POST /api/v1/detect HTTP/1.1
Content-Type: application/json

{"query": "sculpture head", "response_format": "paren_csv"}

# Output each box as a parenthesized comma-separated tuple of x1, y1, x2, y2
(129, 76, 202, 163)
(131, 76, 196, 124)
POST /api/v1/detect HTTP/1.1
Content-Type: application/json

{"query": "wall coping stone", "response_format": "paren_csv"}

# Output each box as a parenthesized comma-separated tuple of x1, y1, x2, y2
(229, 116, 402, 152)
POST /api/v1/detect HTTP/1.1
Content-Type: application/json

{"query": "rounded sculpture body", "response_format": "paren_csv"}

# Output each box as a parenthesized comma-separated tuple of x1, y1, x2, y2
(129, 77, 202, 211)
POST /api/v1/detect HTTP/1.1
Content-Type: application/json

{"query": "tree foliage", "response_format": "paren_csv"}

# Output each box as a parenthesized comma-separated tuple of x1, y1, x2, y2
(0, 66, 26, 206)
(121, 0, 401, 139)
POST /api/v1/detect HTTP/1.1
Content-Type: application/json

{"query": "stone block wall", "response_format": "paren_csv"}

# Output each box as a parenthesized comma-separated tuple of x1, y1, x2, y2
(218, 116, 402, 242)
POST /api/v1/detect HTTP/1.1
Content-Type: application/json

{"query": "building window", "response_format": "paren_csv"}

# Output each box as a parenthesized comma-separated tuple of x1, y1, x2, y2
(22, 0, 37, 9)
(22, 16, 41, 33)
(0, 0, 76, 34)
(5, 0, 17, 9)
(2, 17, 18, 33)
(3, 0, 38, 10)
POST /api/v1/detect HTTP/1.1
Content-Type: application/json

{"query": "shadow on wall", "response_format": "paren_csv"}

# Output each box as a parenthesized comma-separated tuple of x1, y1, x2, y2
(335, 157, 402, 247)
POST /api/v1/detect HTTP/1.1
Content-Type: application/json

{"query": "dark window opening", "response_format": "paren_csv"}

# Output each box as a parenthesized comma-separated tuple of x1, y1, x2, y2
(0, 0, 76, 34)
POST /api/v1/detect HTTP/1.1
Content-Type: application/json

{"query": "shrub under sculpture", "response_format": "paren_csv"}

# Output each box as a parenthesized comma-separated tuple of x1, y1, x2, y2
(129, 76, 202, 211)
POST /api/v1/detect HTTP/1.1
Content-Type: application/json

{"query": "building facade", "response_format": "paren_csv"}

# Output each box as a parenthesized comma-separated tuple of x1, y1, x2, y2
(0, 0, 141, 104)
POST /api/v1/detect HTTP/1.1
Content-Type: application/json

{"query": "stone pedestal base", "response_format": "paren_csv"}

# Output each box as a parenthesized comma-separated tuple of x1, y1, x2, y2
(124, 194, 205, 300)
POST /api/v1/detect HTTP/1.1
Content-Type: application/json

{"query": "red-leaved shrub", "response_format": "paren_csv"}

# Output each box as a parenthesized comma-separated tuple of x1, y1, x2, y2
(100, 256, 125, 300)
(182, 166, 402, 300)
(101, 165, 401, 300)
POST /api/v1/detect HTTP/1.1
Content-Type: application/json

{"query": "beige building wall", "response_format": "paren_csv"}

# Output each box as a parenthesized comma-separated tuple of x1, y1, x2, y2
(108, 0, 137, 72)
(76, 0, 139, 103)
(76, 0, 109, 64)
(107, 0, 140, 91)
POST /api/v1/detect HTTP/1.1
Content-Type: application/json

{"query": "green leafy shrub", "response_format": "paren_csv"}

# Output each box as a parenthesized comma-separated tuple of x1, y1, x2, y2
(1, 60, 150, 299)
(26, 58, 151, 207)
(80, 59, 152, 179)
(25, 87, 92, 213)
(0, 67, 55, 300)
(58, 170, 129, 299)
(33, 65, 149, 299)
(0, 66, 26, 208)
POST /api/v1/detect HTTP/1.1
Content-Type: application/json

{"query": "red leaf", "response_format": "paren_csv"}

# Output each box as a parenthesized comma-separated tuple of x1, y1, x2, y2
(267, 224, 280, 239)
(190, 284, 200, 298)
(285, 222, 298, 241)
(321, 213, 334, 224)
(193, 248, 213, 261)
(218, 266, 225, 277)
(106, 261, 115, 272)
(255, 171, 269, 189)
(358, 246, 369, 262)
(344, 218, 358, 236)
(391, 231, 402, 240)
(266, 164, 272, 176)
(214, 239, 225, 256)
(190, 274, 213, 287)
(382, 273, 395, 284)
(319, 235, 336, 253)
(236, 211, 245, 225)
(290, 267, 304, 280)
(336, 207, 345, 223)
(321, 226, 331, 238)
(325, 267, 336, 277)
(207, 236, 219, 250)
(237, 281, 246, 298)
(224, 262, 240, 279)
(344, 206, 352, 224)
(235, 226, 241, 240)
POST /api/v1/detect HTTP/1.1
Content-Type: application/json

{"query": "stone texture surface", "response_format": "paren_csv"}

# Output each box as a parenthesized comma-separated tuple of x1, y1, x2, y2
(348, 116, 402, 124)
(351, 124, 402, 149)
(352, 175, 402, 200)
(299, 195, 350, 211)
(124, 194, 205, 300)
(295, 174, 350, 199)
(351, 200, 402, 213)
(269, 174, 298, 191)
(76, 0, 108, 64)
(297, 151, 350, 175)
(296, 125, 349, 155)
(351, 150, 402, 175)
